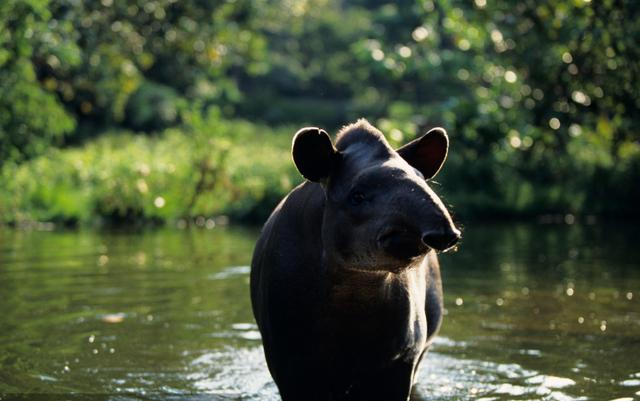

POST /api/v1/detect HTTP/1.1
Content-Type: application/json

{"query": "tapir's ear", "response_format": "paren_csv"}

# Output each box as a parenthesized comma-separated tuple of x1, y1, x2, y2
(396, 127, 449, 179)
(292, 127, 338, 182)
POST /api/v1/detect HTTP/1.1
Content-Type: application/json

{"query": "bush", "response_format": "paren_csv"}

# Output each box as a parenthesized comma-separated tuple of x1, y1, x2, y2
(0, 112, 299, 226)
(124, 82, 184, 131)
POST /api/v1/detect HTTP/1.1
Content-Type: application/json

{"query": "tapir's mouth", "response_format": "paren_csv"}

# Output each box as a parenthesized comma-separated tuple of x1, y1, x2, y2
(377, 227, 428, 261)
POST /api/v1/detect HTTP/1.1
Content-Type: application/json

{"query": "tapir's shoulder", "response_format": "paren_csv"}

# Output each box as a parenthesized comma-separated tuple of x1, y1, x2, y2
(253, 181, 325, 274)
(251, 181, 326, 324)
(262, 181, 325, 235)
(286, 181, 326, 215)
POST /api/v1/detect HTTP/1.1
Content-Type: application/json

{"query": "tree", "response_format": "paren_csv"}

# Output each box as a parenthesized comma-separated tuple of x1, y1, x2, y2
(0, 0, 78, 165)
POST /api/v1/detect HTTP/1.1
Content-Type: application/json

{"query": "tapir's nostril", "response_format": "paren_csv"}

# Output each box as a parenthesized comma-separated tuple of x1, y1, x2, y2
(422, 227, 461, 251)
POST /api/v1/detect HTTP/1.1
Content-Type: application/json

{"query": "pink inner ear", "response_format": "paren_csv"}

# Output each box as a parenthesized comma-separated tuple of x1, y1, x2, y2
(415, 133, 447, 178)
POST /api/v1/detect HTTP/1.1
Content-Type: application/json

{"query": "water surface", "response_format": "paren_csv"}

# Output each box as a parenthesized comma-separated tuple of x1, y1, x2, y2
(0, 223, 638, 400)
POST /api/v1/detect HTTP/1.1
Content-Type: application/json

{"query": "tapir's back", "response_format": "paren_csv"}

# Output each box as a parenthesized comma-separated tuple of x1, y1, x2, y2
(250, 181, 326, 363)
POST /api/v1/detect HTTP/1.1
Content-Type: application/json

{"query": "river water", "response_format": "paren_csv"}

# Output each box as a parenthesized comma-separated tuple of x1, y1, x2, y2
(0, 223, 638, 400)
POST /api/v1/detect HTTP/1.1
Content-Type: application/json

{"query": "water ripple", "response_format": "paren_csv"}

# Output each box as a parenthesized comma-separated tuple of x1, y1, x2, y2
(208, 266, 251, 280)
(182, 343, 585, 401)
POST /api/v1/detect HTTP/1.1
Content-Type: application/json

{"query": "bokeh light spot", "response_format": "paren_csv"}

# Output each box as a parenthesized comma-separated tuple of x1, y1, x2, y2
(154, 196, 166, 208)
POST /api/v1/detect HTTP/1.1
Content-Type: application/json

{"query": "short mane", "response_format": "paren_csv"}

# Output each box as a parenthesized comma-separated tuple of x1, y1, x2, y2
(335, 119, 392, 153)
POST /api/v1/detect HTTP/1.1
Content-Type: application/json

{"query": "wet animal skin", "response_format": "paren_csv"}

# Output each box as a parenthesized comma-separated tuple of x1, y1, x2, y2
(251, 119, 460, 401)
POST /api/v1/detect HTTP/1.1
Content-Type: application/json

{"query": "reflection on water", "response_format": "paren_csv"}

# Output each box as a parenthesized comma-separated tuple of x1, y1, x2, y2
(183, 340, 583, 401)
(0, 223, 639, 400)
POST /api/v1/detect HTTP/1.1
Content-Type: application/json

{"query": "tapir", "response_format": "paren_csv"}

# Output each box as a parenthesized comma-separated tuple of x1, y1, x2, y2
(250, 119, 460, 401)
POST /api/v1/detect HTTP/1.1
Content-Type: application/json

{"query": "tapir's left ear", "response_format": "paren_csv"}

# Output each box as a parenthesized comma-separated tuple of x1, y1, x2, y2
(396, 127, 449, 179)
(292, 127, 339, 182)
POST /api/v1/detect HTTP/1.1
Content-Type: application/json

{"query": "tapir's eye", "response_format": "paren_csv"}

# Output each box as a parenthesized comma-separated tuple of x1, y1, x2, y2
(349, 191, 366, 206)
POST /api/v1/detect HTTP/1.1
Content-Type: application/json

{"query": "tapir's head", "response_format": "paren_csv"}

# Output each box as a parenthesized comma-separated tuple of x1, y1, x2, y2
(292, 119, 460, 272)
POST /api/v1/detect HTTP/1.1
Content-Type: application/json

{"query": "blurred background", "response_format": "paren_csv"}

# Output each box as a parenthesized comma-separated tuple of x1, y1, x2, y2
(1, 0, 639, 226)
(1, 2, 640, 400)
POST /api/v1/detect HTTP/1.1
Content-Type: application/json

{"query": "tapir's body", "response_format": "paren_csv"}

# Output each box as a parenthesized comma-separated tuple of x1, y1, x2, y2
(251, 120, 460, 401)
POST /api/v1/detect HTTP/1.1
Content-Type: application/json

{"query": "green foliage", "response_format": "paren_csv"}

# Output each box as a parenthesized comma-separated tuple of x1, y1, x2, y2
(125, 81, 183, 131)
(0, 0, 267, 163)
(44, 0, 265, 124)
(1, 0, 639, 223)
(0, 0, 78, 164)
(238, 0, 640, 218)
(0, 112, 297, 226)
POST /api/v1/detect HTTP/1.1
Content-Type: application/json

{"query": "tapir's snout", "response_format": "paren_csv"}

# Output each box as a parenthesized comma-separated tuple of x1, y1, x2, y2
(377, 215, 460, 259)
(421, 225, 461, 251)
(377, 178, 461, 258)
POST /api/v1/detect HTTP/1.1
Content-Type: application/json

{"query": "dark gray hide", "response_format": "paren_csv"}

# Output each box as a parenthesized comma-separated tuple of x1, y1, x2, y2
(250, 119, 460, 401)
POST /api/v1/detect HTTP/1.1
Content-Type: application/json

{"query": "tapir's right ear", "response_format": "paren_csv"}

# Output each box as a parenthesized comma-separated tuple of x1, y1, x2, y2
(292, 127, 338, 182)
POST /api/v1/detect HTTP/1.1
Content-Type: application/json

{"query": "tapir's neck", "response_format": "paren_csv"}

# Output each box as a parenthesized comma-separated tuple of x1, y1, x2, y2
(327, 265, 397, 303)
(325, 258, 426, 307)
(320, 256, 429, 363)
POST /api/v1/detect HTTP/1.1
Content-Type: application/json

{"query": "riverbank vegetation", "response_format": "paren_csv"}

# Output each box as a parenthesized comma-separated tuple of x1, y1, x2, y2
(0, 108, 298, 226)
(1, 0, 639, 226)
